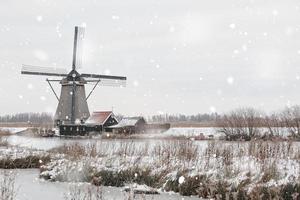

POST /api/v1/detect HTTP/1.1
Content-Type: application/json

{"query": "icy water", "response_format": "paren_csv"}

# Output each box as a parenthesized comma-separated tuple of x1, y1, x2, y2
(5, 134, 209, 151)
(0, 169, 201, 200)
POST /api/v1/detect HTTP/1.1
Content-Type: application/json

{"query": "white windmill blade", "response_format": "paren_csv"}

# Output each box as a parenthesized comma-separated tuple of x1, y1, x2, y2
(72, 26, 85, 70)
(86, 78, 127, 87)
(99, 78, 127, 87)
(21, 64, 68, 77)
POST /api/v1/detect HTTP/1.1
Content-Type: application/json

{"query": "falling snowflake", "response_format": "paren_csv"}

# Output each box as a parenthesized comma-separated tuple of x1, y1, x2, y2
(178, 176, 185, 184)
(227, 76, 234, 85)
(133, 80, 139, 87)
(112, 15, 120, 20)
(33, 49, 48, 61)
(36, 15, 43, 22)
(40, 96, 46, 101)
(27, 83, 33, 90)
(272, 9, 278, 16)
(242, 45, 247, 51)
(210, 106, 216, 113)
(169, 26, 175, 33)
(104, 69, 111, 75)
(233, 49, 239, 54)
(229, 23, 236, 29)
(75, 119, 81, 124)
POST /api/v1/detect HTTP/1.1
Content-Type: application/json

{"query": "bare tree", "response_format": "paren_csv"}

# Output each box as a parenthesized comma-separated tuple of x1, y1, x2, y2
(281, 105, 300, 138)
(263, 113, 283, 138)
(217, 108, 262, 141)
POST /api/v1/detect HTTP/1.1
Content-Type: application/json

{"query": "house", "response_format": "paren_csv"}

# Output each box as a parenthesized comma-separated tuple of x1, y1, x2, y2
(59, 111, 118, 135)
(109, 117, 147, 134)
(84, 111, 118, 132)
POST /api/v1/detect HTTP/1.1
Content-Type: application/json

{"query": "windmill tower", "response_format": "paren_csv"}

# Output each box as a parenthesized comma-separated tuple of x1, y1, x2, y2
(21, 26, 127, 127)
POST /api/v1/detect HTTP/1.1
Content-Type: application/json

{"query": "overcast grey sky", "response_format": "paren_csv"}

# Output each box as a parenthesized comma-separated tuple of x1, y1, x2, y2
(1, 0, 300, 116)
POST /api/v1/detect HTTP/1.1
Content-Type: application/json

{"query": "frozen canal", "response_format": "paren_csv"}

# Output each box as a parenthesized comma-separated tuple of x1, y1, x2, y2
(1, 169, 201, 200)
(4, 129, 212, 150)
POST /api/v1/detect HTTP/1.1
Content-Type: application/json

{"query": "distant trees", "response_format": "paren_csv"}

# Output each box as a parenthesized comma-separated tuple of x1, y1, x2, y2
(149, 113, 219, 123)
(217, 106, 300, 140)
(0, 112, 53, 124)
(263, 113, 283, 137)
(281, 105, 300, 138)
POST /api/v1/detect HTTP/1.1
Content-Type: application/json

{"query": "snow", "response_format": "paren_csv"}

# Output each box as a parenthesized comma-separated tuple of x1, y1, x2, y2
(0, 127, 28, 134)
(110, 117, 142, 128)
(178, 176, 185, 184)
(161, 127, 222, 138)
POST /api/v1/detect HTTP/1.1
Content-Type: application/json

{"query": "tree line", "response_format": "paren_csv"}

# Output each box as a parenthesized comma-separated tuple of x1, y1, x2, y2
(217, 106, 300, 140)
(148, 113, 219, 123)
(0, 112, 53, 124)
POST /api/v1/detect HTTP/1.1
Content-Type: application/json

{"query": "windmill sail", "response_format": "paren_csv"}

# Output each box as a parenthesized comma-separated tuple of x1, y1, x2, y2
(82, 73, 127, 87)
(21, 65, 68, 77)
(72, 26, 85, 70)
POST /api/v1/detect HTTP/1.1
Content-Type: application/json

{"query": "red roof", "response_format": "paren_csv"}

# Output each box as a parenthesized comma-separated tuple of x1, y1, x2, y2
(85, 111, 113, 124)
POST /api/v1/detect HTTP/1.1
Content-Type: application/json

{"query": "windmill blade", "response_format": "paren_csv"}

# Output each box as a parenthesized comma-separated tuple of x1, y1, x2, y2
(86, 79, 126, 87)
(85, 74, 127, 87)
(21, 64, 68, 77)
(72, 26, 85, 70)
(81, 73, 127, 80)
(99, 78, 126, 87)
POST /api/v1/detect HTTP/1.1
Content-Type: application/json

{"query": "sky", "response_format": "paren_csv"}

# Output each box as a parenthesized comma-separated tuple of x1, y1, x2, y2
(1, 0, 300, 116)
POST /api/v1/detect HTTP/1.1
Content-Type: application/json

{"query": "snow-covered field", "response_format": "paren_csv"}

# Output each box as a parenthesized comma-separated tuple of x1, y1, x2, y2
(1, 129, 300, 199)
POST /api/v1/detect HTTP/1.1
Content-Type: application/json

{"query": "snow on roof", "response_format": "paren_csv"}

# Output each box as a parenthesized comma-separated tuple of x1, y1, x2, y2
(85, 111, 114, 125)
(110, 117, 145, 128)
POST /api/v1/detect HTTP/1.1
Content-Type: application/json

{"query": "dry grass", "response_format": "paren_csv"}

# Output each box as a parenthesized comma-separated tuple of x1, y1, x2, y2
(50, 143, 97, 158)
(44, 139, 300, 198)
(0, 171, 16, 200)
(0, 130, 12, 136)
(0, 155, 50, 169)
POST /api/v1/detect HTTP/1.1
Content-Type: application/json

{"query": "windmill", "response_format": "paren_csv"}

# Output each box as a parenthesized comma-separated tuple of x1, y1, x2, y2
(21, 26, 127, 129)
